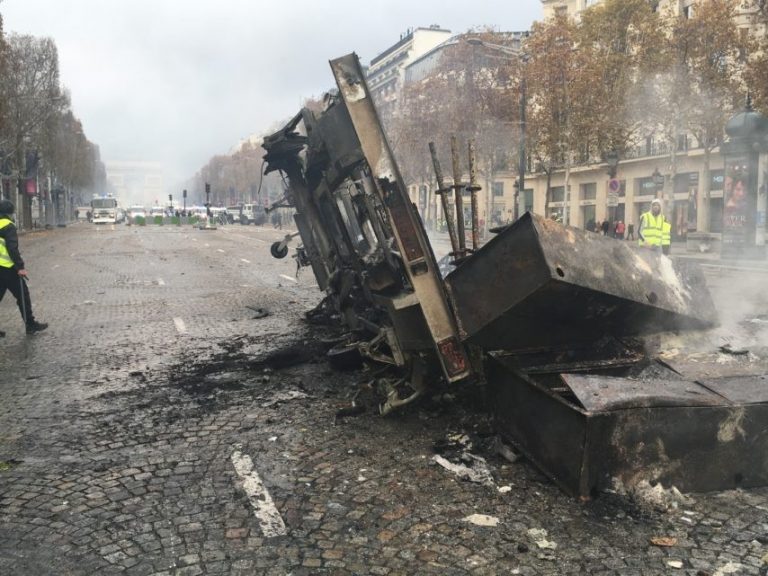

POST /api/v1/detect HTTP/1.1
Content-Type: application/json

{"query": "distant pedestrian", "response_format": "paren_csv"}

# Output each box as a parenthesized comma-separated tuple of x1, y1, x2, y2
(662, 220, 672, 255)
(0, 199, 48, 336)
(626, 223, 635, 241)
(614, 220, 625, 240)
(638, 199, 665, 250)
(601, 220, 610, 236)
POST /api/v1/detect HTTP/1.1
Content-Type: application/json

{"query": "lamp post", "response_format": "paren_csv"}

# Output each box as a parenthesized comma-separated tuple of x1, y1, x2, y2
(605, 150, 620, 224)
(466, 37, 527, 223)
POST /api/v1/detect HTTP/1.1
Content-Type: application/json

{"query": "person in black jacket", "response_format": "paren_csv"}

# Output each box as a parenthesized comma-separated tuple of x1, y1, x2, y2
(0, 199, 47, 336)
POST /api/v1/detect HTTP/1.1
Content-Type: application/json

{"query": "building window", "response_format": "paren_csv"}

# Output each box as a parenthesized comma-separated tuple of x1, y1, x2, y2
(551, 186, 565, 203)
(582, 205, 596, 229)
(581, 182, 596, 200)
(674, 172, 699, 193)
(709, 198, 723, 233)
(638, 177, 658, 196)
(710, 169, 724, 191)
(524, 190, 534, 213)
(493, 182, 504, 197)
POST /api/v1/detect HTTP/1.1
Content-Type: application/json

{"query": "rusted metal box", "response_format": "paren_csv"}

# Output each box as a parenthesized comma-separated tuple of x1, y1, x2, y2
(487, 353, 768, 497)
(446, 212, 717, 350)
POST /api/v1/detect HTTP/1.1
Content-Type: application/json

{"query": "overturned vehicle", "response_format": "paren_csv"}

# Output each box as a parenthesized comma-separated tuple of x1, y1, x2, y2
(262, 53, 768, 498)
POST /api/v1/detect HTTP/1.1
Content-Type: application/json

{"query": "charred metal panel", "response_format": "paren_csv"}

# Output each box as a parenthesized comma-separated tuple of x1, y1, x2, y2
(329, 53, 469, 382)
(447, 212, 717, 350)
(488, 353, 768, 497)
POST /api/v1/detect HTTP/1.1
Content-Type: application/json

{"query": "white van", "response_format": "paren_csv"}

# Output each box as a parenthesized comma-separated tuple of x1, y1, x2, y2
(241, 203, 267, 225)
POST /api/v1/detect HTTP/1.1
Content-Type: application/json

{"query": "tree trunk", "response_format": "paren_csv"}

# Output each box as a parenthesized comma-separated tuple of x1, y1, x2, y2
(700, 148, 712, 233)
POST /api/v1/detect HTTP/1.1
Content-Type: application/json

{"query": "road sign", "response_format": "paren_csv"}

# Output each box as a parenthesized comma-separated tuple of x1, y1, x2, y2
(607, 193, 619, 207)
(608, 178, 620, 193)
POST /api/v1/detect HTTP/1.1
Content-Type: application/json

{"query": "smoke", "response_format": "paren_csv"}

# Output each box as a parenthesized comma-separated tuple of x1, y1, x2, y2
(659, 264, 768, 370)
(704, 265, 768, 350)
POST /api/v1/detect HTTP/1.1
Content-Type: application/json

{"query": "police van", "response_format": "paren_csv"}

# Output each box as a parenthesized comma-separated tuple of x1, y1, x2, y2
(240, 203, 267, 225)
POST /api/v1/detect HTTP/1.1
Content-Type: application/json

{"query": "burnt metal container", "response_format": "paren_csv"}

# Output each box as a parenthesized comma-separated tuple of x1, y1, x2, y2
(445, 213, 717, 350)
(487, 353, 768, 497)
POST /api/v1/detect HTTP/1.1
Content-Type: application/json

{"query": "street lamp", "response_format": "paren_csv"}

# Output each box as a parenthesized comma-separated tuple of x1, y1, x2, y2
(604, 150, 620, 223)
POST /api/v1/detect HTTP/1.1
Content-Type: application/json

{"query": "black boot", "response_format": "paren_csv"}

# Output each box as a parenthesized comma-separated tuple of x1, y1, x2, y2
(26, 321, 48, 334)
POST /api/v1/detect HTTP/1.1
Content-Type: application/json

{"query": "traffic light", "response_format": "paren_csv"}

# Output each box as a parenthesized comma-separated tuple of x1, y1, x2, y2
(168, 194, 173, 202)
(183, 189, 187, 199)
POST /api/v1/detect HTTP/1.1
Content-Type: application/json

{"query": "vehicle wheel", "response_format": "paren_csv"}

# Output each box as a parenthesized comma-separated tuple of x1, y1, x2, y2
(240, 219, 249, 225)
(270, 242, 289, 259)
(327, 343, 364, 371)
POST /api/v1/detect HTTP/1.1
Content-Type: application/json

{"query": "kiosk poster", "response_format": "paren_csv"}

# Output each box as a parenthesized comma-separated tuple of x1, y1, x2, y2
(723, 155, 757, 253)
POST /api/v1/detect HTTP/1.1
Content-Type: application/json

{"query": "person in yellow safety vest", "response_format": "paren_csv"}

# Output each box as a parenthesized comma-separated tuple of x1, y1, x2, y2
(661, 220, 672, 255)
(0, 199, 48, 337)
(638, 198, 665, 250)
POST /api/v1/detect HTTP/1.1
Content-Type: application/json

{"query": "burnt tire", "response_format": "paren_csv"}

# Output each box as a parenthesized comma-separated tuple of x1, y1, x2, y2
(327, 343, 364, 371)
(270, 242, 289, 259)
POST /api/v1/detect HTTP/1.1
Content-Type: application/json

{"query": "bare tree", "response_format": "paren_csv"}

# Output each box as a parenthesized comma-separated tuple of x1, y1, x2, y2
(389, 32, 521, 228)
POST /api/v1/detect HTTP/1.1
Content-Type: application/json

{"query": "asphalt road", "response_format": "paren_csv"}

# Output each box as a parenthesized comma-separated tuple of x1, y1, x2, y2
(0, 222, 767, 576)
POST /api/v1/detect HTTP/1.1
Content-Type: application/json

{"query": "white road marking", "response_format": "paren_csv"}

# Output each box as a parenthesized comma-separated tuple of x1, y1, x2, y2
(217, 249, 225, 253)
(240, 258, 250, 264)
(204, 243, 210, 247)
(157, 278, 166, 286)
(253, 238, 266, 244)
(279, 274, 297, 283)
(52, 264, 60, 269)
(173, 317, 187, 333)
(191, 238, 198, 242)
(231, 446, 286, 538)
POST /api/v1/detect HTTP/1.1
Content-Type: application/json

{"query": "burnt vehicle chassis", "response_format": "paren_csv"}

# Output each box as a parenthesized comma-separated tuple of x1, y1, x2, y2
(262, 53, 768, 497)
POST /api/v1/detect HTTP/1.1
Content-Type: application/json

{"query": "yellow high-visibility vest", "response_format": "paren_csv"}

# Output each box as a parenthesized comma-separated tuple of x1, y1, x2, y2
(662, 221, 671, 247)
(0, 218, 15, 268)
(638, 211, 664, 247)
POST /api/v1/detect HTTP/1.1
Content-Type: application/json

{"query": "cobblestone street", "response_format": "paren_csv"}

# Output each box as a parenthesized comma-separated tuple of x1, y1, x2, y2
(1, 223, 767, 576)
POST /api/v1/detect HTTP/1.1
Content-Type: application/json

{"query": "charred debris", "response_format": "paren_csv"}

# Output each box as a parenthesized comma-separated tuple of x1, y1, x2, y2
(260, 53, 766, 498)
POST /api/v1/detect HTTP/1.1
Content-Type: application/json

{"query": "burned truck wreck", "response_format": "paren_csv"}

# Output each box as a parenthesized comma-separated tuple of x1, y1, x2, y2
(262, 53, 768, 498)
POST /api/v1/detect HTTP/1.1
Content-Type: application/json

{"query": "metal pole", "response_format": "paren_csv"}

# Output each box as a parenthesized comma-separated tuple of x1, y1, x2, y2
(468, 140, 480, 251)
(517, 74, 526, 221)
(428, 142, 460, 256)
(450, 135, 467, 258)
(19, 276, 28, 326)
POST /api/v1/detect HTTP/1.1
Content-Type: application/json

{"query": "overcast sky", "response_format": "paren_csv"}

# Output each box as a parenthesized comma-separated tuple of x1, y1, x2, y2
(1, 0, 540, 190)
